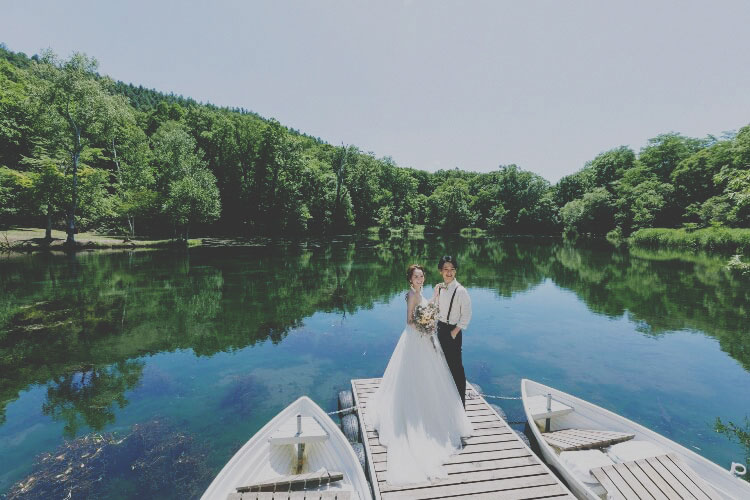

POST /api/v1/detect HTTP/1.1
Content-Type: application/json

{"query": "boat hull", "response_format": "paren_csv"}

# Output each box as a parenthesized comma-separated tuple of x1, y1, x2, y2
(521, 379, 750, 500)
(202, 396, 371, 500)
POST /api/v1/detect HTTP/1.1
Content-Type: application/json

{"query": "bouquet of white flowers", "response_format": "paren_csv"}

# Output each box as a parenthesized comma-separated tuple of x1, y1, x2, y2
(412, 302, 438, 336)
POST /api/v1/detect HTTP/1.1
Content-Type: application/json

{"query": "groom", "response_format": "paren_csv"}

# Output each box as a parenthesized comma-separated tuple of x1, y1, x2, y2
(435, 255, 472, 408)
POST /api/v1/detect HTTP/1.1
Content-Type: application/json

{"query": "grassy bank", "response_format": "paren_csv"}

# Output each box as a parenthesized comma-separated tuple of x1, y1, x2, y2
(629, 227, 750, 253)
(0, 228, 201, 252)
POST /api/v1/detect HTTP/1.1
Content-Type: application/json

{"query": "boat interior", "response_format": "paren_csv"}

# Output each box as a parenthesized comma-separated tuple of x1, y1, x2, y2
(527, 391, 724, 499)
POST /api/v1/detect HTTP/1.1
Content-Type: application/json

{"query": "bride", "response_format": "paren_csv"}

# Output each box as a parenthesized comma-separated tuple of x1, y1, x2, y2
(368, 264, 473, 485)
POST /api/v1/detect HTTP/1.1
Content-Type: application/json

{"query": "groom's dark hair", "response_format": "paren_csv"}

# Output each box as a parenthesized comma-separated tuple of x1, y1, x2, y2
(438, 255, 458, 270)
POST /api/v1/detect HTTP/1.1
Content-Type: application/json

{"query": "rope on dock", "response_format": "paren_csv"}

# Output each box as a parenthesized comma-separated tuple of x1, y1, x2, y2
(327, 394, 520, 416)
(327, 405, 357, 415)
(471, 393, 522, 401)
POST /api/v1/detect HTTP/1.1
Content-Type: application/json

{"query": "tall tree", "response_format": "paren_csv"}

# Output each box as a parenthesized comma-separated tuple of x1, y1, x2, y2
(331, 144, 351, 232)
(639, 133, 707, 182)
(346, 153, 380, 229)
(589, 146, 635, 191)
(100, 92, 152, 237)
(427, 178, 475, 231)
(377, 159, 418, 229)
(151, 121, 220, 238)
(163, 167, 221, 240)
(32, 51, 120, 245)
(0, 59, 33, 169)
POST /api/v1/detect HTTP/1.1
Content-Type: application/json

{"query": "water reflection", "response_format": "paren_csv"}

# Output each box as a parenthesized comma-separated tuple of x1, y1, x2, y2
(42, 360, 144, 437)
(1, 238, 748, 434)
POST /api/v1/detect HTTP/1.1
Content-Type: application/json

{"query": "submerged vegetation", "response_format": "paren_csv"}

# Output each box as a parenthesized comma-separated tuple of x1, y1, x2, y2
(1, 43, 748, 246)
(6, 419, 212, 499)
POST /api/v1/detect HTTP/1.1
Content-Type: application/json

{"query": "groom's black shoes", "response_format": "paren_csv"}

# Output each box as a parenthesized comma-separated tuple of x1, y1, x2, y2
(437, 320, 467, 408)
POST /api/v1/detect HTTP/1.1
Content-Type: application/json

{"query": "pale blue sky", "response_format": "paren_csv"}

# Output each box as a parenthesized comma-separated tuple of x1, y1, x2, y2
(2, 0, 750, 182)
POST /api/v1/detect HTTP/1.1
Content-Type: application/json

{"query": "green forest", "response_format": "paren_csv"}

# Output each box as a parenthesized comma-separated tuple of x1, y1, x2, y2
(1, 44, 749, 245)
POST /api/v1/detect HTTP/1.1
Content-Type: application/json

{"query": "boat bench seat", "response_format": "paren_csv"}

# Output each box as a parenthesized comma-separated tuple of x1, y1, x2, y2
(268, 416, 329, 446)
(526, 395, 574, 421)
(542, 428, 635, 451)
(235, 469, 344, 494)
(228, 491, 351, 500)
(590, 453, 721, 500)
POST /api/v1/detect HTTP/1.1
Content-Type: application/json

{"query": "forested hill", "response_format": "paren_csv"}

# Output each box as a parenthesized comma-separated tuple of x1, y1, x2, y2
(1, 43, 748, 243)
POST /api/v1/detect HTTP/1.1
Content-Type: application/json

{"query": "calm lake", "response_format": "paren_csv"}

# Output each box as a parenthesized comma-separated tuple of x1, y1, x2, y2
(1, 236, 749, 498)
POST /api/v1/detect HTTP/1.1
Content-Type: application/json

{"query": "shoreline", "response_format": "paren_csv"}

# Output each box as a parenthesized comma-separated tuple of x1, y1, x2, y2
(3, 226, 749, 257)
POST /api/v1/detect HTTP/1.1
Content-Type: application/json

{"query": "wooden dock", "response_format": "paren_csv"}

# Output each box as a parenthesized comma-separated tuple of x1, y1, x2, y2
(351, 378, 575, 500)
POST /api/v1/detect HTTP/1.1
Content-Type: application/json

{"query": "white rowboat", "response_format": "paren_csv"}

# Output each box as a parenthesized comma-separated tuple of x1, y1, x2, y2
(521, 379, 750, 500)
(202, 396, 372, 500)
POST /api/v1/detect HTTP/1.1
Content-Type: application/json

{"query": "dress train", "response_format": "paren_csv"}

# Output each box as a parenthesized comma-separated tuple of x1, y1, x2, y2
(369, 320, 473, 485)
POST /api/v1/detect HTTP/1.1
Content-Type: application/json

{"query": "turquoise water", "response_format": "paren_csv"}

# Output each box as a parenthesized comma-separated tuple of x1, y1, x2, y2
(1, 237, 748, 497)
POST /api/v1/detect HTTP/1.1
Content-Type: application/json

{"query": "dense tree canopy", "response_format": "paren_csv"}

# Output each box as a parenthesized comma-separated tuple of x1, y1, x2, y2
(0, 44, 748, 240)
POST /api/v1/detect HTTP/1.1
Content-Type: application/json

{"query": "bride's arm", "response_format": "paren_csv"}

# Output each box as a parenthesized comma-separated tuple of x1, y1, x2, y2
(429, 284, 440, 304)
(406, 291, 418, 325)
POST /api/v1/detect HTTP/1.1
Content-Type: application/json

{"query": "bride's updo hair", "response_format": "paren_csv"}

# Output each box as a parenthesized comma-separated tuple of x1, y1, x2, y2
(406, 264, 425, 285)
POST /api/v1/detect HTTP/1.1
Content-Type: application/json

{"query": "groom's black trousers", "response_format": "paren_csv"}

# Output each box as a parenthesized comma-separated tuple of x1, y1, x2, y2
(437, 320, 466, 408)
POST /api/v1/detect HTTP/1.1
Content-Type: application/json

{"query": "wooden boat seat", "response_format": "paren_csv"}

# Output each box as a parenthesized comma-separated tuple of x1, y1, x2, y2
(228, 491, 351, 499)
(590, 452, 721, 500)
(235, 469, 344, 493)
(268, 416, 329, 446)
(526, 394, 574, 421)
(542, 428, 635, 451)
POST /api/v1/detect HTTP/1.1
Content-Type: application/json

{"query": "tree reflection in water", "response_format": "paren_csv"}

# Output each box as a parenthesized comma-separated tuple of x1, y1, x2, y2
(0, 237, 748, 438)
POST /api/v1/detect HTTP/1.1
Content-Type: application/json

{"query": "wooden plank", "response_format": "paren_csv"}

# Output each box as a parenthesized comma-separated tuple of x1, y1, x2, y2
(369, 438, 521, 457)
(462, 432, 516, 445)
(380, 474, 559, 500)
(369, 440, 525, 463)
(361, 404, 496, 420)
(379, 464, 547, 493)
(378, 456, 544, 491)
(593, 454, 721, 500)
(353, 378, 381, 386)
(236, 470, 343, 492)
(230, 491, 351, 500)
(375, 456, 542, 484)
(623, 461, 670, 500)
(367, 431, 516, 450)
(645, 456, 697, 500)
(424, 484, 571, 500)
(367, 421, 508, 437)
(615, 463, 657, 500)
(634, 459, 682, 500)
(664, 454, 721, 500)
(542, 428, 634, 451)
(655, 455, 710, 500)
(358, 401, 487, 413)
(373, 449, 533, 473)
(597, 465, 640, 499)
(591, 467, 627, 499)
(462, 423, 512, 435)
(351, 380, 382, 500)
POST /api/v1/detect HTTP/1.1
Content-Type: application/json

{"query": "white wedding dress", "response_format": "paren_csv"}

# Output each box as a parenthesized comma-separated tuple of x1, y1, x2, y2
(368, 295, 473, 485)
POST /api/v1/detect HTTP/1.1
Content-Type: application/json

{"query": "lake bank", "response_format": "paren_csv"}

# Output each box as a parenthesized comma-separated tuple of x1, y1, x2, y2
(0, 228, 281, 254)
(629, 227, 750, 254)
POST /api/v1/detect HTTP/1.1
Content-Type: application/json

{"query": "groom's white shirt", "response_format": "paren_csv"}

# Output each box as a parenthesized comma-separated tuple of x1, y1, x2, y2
(437, 279, 472, 331)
